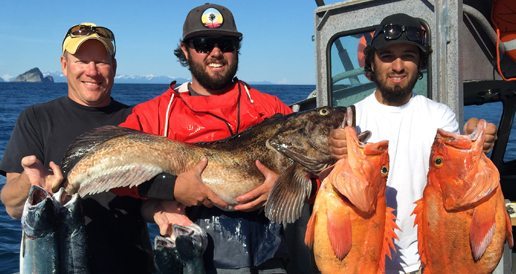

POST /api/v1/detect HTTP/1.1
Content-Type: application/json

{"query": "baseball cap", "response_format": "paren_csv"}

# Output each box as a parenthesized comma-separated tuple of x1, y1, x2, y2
(182, 3, 242, 41)
(370, 13, 428, 53)
(62, 22, 116, 56)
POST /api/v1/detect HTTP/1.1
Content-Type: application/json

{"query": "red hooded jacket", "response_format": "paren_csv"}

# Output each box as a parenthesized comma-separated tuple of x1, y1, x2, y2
(116, 80, 292, 197)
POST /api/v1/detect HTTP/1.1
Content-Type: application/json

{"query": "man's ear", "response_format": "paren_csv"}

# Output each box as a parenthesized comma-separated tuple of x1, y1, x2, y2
(60, 54, 68, 77)
(180, 43, 190, 61)
(112, 57, 117, 74)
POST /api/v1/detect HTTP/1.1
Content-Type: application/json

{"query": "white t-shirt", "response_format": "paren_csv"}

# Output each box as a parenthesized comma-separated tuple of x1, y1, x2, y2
(355, 92, 459, 273)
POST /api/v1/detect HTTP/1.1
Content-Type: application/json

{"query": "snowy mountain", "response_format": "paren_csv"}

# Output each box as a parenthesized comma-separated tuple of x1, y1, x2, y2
(43, 71, 189, 84)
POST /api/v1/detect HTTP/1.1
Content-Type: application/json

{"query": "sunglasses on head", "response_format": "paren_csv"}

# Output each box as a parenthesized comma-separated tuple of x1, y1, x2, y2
(187, 37, 239, 54)
(374, 24, 427, 47)
(62, 24, 116, 54)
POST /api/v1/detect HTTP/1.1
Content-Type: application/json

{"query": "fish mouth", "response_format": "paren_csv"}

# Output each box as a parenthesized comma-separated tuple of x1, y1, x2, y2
(436, 123, 485, 151)
(27, 185, 51, 205)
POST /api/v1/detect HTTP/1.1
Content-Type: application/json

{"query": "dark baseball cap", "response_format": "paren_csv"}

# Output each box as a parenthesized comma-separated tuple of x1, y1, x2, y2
(371, 13, 428, 53)
(182, 3, 243, 41)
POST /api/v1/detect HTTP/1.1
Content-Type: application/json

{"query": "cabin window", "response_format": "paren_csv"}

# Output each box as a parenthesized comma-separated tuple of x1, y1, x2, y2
(328, 30, 429, 107)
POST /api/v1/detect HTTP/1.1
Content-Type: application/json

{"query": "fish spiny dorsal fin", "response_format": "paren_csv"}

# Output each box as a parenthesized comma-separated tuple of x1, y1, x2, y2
(61, 126, 139, 176)
(470, 202, 496, 261)
(412, 199, 428, 268)
(265, 164, 312, 224)
(379, 207, 399, 273)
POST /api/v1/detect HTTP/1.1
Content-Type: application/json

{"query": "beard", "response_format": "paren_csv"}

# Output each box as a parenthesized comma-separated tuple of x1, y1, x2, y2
(371, 71, 419, 105)
(188, 55, 238, 92)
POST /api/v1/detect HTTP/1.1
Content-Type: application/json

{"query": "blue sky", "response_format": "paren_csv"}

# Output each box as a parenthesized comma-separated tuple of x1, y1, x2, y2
(0, 1, 342, 85)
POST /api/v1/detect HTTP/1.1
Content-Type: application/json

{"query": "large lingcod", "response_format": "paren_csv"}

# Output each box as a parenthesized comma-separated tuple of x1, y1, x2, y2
(61, 106, 349, 225)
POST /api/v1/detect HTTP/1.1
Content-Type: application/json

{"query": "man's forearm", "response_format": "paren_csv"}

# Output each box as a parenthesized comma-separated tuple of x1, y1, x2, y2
(1, 172, 31, 219)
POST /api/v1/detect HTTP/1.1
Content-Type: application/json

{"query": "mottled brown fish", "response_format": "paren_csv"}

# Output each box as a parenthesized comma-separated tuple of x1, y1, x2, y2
(413, 119, 514, 274)
(61, 106, 349, 224)
(304, 125, 396, 274)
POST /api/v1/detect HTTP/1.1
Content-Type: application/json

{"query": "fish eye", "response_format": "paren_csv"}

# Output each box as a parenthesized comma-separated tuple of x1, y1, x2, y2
(381, 166, 389, 176)
(434, 156, 443, 167)
(319, 108, 330, 116)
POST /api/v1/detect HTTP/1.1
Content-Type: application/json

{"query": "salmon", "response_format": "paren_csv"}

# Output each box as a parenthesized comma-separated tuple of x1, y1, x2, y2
(413, 119, 514, 274)
(305, 125, 397, 274)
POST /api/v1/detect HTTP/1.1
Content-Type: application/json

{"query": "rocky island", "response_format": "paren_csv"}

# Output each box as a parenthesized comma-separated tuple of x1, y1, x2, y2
(13, 67, 53, 83)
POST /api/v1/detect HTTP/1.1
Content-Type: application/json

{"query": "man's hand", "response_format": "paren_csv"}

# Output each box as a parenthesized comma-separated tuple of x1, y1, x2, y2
(234, 160, 278, 212)
(21, 155, 64, 193)
(329, 128, 347, 159)
(173, 158, 229, 209)
(149, 200, 193, 236)
(463, 118, 497, 153)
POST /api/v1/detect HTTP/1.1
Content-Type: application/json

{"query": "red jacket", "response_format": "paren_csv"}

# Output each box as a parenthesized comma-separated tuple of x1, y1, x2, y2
(116, 81, 292, 197)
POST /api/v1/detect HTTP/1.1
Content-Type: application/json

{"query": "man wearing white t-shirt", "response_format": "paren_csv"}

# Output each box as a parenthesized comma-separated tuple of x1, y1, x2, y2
(328, 13, 497, 274)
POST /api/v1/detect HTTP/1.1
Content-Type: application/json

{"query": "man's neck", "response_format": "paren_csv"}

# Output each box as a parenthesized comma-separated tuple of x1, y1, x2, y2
(374, 89, 412, 107)
(189, 81, 234, 96)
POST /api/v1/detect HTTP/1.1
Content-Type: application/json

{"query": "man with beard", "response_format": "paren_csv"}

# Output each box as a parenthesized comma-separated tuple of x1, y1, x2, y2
(328, 13, 496, 273)
(119, 3, 291, 273)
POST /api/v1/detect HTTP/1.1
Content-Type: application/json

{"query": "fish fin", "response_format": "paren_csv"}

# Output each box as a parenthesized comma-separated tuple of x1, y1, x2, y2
(412, 199, 428, 267)
(470, 204, 496, 261)
(331, 161, 376, 214)
(304, 212, 317, 248)
(61, 126, 138, 176)
(267, 137, 331, 174)
(505, 210, 514, 248)
(326, 204, 351, 260)
(265, 164, 312, 224)
(76, 164, 164, 197)
(382, 207, 399, 258)
(317, 164, 335, 182)
(442, 155, 499, 211)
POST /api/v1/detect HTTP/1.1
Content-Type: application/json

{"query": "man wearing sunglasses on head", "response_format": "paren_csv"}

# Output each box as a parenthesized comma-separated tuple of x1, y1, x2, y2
(0, 23, 154, 273)
(328, 13, 497, 274)
(119, 3, 291, 273)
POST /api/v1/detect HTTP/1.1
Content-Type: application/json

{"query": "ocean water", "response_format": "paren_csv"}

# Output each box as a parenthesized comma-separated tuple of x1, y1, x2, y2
(0, 82, 313, 273)
(0, 82, 514, 273)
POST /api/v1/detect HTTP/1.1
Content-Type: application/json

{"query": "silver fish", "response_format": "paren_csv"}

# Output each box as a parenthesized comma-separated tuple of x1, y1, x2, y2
(20, 185, 59, 274)
(54, 188, 89, 274)
(154, 224, 207, 274)
(61, 106, 350, 224)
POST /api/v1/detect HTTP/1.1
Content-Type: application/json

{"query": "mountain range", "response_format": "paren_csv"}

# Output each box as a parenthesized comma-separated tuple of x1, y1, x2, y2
(48, 72, 190, 84)
(2, 71, 273, 85)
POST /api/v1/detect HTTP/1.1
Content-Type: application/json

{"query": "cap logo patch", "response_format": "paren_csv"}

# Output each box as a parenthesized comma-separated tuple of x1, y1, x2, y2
(201, 8, 223, 29)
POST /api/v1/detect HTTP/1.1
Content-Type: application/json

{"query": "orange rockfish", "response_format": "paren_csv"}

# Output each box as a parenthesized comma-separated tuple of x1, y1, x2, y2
(305, 125, 397, 274)
(413, 119, 514, 274)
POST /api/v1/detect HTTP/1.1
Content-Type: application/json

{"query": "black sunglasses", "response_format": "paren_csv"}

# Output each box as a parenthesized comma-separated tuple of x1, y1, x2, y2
(62, 24, 116, 54)
(374, 24, 427, 47)
(187, 37, 239, 54)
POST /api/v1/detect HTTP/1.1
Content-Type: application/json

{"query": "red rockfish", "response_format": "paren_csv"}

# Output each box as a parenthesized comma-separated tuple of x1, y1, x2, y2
(413, 119, 513, 273)
(305, 125, 397, 274)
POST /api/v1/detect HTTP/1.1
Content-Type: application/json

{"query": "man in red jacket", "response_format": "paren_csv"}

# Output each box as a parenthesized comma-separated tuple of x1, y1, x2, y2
(120, 3, 292, 273)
